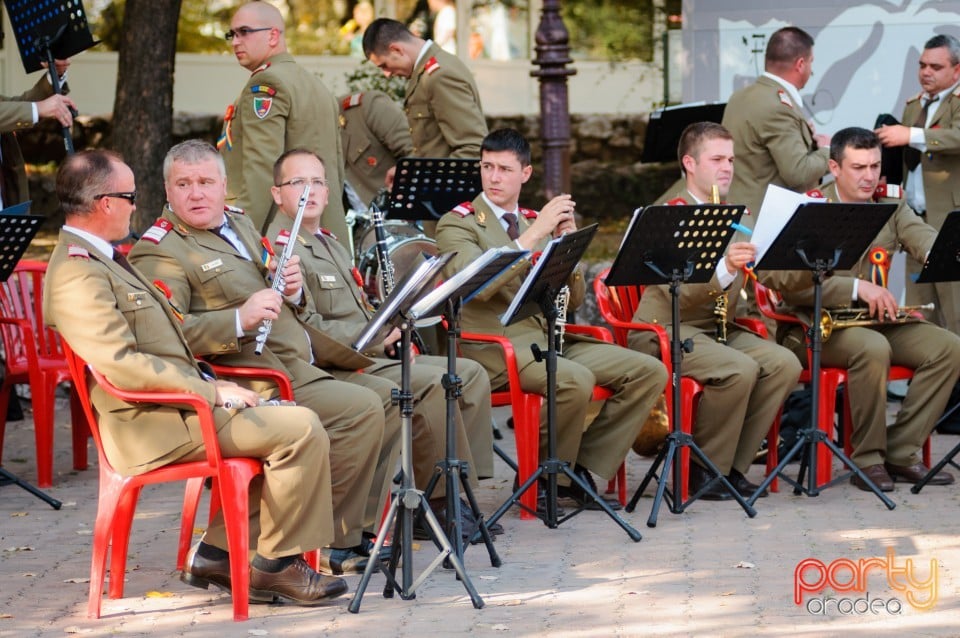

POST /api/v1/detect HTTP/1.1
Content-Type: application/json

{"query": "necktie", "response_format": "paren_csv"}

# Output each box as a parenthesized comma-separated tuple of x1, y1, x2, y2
(502, 212, 520, 241)
(113, 250, 135, 274)
(212, 221, 250, 259)
(904, 95, 938, 172)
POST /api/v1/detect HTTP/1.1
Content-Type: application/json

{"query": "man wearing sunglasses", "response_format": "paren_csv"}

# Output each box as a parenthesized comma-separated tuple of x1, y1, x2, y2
(219, 2, 349, 249)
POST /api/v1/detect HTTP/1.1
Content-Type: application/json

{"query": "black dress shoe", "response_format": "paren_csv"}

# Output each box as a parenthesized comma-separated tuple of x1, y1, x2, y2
(727, 469, 768, 498)
(885, 461, 954, 485)
(249, 557, 348, 605)
(850, 464, 895, 492)
(316, 547, 368, 575)
(688, 464, 733, 501)
(556, 465, 623, 511)
(180, 543, 232, 592)
(511, 475, 566, 516)
(414, 497, 480, 542)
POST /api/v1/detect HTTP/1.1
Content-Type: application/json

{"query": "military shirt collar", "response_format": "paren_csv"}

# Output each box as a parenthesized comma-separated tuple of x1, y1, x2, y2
(415, 40, 434, 69)
(762, 71, 803, 108)
(63, 225, 114, 260)
(481, 192, 520, 230)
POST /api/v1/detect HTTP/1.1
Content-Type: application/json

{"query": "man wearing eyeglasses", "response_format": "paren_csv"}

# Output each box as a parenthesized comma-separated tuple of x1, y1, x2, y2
(219, 1, 349, 249)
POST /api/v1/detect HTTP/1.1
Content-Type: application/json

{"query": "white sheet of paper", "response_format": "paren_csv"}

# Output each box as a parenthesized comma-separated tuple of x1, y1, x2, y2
(752, 184, 827, 265)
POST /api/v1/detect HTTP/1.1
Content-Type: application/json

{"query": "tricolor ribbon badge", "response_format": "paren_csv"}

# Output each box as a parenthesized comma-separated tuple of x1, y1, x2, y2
(869, 247, 890, 288)
(153, 279, 184, 322)
(260, 237, 276, 270)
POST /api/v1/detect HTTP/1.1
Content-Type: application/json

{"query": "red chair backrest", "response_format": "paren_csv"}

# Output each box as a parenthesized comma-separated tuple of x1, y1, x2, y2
(0, 261, 66, 373)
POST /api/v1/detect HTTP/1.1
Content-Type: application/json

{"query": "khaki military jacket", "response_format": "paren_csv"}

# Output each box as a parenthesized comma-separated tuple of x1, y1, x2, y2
(0, 75, 63, 205)
(723, 75, 830, 219)
(901, 86, 960, 228)
(44, 231, 215, 475)
(404, 43, 487, 158)
(220, 52, 348, 241)
(436, 195, 588, 384)
(339, 90, 413, 204)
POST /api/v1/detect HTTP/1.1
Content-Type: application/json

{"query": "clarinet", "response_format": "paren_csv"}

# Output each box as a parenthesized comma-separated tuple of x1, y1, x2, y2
(555, 284, 570, 356)
(370, 204, 429, 355)
(709, 184, 728, 344)
(255, 182, 311, 355)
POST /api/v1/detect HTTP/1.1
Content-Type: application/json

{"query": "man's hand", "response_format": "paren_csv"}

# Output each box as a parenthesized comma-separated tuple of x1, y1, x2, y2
(36, 94, 77, 127)
(381, 327, 402, 357)
(857, 280, 899, 320)
(814, 133, 832, 149)
(875, 124, 911, 147)
(385, 165, 397, 190)
(723, 241, 756, 274)
(238, 289, 284, 331)
(276, 255, 303, 298)
(213, 380, 262, 408)
(519, 193, 576, 248)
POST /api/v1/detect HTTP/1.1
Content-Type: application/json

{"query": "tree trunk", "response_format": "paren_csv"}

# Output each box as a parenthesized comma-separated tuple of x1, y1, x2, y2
(111, 0, 182, 234)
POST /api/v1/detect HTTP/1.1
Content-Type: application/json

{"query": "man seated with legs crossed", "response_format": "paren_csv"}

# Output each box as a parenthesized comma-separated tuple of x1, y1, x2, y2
(769, 126, 960, 490)
(45, 150, 345, 605)
(629, 122, 803, 499)
(436, 128, 668, 510)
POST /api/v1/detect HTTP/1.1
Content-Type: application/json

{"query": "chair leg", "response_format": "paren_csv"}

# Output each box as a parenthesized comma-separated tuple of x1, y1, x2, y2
(33, 378, 57, 487)
(70, 385, 89, 471)
(514, 395, 542, 520)
(107, 486, 142, 600)
(87, 474, 126, 618)
(178, 478, 206, 570)
(218, 468, 255, 622)
(0, 382, 11, 464)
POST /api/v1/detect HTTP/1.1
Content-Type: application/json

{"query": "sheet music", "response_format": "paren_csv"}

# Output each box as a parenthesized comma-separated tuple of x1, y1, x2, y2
(752, 184, 827, 266)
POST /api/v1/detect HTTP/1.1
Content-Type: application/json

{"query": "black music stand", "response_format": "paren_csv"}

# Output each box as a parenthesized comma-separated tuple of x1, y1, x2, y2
(348, 252, 484, 613)
(911, 210, 960, 492)
(641, 102, 726, 164)
(608, 204, 757, 527)
(386, 158, 481, 221)
(413, 248, 526, 563)
(0, 204, 60, 509)
(479, 225, 642, 541)
(4, 0, 96, 153)
(749, 201, 898, 509)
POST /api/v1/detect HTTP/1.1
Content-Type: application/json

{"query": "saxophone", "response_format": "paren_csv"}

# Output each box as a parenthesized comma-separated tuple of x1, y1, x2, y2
(555, 285, 570, 355)
(710, 184, 728, 344)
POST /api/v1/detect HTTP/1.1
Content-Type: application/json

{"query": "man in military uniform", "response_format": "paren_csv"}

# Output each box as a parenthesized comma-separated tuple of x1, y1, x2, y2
(266, 148, 499, 538)
(362, 18, 487, 160)
(437, 128, 667, 509)
(722, 26, 831, 220)
(876, 34, 960, 336)
(219, 1, 349, 246)
(339, 90, 413, 205)
(770, 127, 960, 491)
(0, 58, 76, 207)
(45, 150, 346, 605)
(129, 140, 391, 576)
(630, 123, 802, 500)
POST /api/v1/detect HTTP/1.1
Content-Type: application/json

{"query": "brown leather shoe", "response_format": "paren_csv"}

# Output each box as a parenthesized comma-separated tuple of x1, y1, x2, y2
(885, 461, 955, 486)
(180, 543, 232, 593)
(249, 557, 348, 605)
(850, 464, 895, 492)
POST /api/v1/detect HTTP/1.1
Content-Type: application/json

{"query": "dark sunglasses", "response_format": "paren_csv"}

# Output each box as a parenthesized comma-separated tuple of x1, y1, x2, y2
(94, 191, 137, 204)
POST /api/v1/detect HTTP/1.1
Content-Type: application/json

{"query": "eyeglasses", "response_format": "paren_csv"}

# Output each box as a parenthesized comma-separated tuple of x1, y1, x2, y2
(94, 191, 137, 204)
(277, 178, 328, 189)
(224, 26, 273, 41)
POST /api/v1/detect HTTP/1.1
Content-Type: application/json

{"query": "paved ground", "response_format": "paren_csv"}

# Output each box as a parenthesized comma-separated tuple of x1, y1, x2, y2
(1, 396, 959, 637)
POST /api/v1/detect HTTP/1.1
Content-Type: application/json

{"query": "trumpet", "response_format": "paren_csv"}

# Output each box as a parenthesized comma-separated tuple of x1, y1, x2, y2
(819, 303, 934, 341)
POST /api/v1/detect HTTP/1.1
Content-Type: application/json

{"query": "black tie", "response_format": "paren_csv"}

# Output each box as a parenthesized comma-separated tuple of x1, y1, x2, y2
(211, 221, 248, 258)
(502, 212, 520, 241)
(904, 95, 939, 172)
(113, 250, 135, 274)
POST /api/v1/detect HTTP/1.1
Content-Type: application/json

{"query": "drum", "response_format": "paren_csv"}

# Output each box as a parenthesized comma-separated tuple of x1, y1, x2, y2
(356, 221, 438, 302)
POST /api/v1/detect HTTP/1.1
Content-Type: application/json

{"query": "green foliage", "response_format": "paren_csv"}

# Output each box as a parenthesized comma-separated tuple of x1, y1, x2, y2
(563, 0, 654, 61)
(344, 61, 406, 101)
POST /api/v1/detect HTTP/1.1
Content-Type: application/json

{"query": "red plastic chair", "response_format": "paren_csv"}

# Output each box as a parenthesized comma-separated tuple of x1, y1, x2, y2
(754, 282, 925, 487)
(64, 344, 263, 622)
(459, 323, 616, 519)
(0, 260, 86, 487)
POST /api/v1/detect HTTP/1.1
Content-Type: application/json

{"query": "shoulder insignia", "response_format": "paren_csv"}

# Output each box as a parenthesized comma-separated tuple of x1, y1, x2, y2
(805, 189, 824, 198)
(452, 202, 475, 217)
(906, 91, 923, 104)
(519, 207, 538, 220)
(666, 197, 688, 206)
(141, 218, 174, 244)
(341, 93, 363, 111)
(250, 85, 277, 97)
(424, 56, 440, 75)
(224, 204, 245, 215)
(319, 227, 338, 241)
(251, 62, 271, 76)
(875, 183, 902, 200)
(253, 94, 273, 119)
(67, 244, 90, 259)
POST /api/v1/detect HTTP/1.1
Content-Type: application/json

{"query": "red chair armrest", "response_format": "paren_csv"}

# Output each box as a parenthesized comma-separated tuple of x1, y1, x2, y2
(565, 324, 613, 343)
(734, 317, 768, 339)
(205, 363, 294, 401)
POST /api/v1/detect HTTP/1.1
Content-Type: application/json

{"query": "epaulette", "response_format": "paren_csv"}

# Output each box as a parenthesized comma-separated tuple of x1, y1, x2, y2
(666, 197, 688, 206)
(341, 93, 363, 111)
(424, 56, 440, 75)
(875, 183, 902, 200)
(141, 218, 174, 244)
(906, 91, 923, 104)
(452, 202, 474, 217)
(224, 204, 245, 215)
(67, 245, 89, 259)
(777, 89, 793, 108)
(805, 189, 824, 198)
(319, 227, 338, 241)
(519, 207, 537, 220)
(251, 62, 271, 76)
